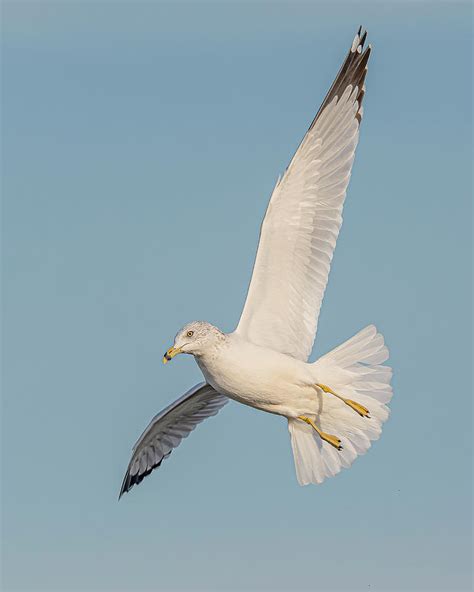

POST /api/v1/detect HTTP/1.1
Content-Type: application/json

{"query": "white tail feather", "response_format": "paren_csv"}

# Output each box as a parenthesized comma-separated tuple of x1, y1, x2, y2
(288, 325, 393, 485)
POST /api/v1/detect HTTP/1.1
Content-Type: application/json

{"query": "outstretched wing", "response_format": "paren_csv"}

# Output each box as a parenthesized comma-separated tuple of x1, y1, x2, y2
(236, 28, 371, 361)
(119, 383, 228, 497)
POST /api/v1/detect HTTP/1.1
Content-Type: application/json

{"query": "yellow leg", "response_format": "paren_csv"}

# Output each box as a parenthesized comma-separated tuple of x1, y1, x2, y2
(316, 383, 371, 418)
(298, 415, 343, 451)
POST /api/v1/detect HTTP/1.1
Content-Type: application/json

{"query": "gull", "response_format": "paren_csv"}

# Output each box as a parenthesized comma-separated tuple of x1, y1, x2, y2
(119, 27, 393, 497)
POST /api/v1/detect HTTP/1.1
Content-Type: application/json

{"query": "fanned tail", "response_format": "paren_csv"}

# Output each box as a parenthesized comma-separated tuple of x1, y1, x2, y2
(288, 325, 393, 485)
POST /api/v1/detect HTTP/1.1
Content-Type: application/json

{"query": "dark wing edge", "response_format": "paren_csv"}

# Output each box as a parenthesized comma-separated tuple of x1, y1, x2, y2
(281, 26, 371, 180)
(310, 25, 371, 131)
(118, 383, 228, 499)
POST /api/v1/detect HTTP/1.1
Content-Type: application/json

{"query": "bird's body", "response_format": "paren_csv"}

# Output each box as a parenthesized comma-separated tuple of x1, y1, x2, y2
(119, 27, 394, 497)
(195, 330, 316, 417)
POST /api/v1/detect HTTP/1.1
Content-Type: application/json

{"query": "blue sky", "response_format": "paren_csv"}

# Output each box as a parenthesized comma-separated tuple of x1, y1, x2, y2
(2, 1, 472, 591)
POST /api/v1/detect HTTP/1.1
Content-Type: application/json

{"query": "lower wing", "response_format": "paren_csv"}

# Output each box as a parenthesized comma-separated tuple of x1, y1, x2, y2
(119, 382, 228, 497)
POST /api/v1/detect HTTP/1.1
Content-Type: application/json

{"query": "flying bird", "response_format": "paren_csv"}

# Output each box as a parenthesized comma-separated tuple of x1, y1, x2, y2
(119, 27, 393, 497)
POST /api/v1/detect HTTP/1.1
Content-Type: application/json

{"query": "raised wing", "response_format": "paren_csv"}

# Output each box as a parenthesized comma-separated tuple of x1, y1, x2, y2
(119, 383, 228, 497)
(236, 28, 371, 361)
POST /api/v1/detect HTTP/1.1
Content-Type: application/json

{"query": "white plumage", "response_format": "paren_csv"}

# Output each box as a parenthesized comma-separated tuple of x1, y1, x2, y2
(237, 84, 362, 361)
(290, 325, 391, 485)
(119, 28, 393, 497)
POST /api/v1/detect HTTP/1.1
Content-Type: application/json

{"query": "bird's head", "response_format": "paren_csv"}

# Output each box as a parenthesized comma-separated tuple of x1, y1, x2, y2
(163, 321, 224, 363)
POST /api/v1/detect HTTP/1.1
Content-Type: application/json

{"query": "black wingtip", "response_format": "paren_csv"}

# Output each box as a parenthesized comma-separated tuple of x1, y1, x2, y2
(118, 472, 131, 500)
(307, 26, 372, 133)
(117, 451, 172, 500)
(354, 26, 369, 54)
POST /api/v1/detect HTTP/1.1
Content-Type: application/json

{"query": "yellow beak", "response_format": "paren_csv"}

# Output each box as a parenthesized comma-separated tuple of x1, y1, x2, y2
(163, 346, 182, 364)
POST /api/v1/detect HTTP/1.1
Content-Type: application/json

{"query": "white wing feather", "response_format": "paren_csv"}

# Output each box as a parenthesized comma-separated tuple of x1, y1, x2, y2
(119, 383, 228, 497)
(236, 30, 371, 361)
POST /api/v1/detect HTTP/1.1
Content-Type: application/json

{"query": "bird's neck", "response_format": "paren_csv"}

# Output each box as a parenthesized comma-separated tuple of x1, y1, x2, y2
(194, 332, 229, 378)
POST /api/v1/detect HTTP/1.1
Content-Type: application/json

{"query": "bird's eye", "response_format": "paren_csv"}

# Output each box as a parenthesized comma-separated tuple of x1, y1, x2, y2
(186, 330, 194, 337)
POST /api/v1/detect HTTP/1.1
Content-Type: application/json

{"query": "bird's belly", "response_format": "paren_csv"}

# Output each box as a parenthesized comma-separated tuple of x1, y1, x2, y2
(196, 352, 314, 416)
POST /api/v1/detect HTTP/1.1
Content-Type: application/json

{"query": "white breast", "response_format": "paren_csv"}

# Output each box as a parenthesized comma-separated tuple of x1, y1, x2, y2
(195, 333, 313, 414)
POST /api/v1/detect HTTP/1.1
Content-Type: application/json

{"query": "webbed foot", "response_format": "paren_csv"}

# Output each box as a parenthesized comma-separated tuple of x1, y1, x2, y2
(298, 415, 343, 451)
(315, 383, 370, 418)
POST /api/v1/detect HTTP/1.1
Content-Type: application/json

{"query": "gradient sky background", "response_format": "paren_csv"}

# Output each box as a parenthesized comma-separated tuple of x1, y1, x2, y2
(2, 1, 472, 591)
